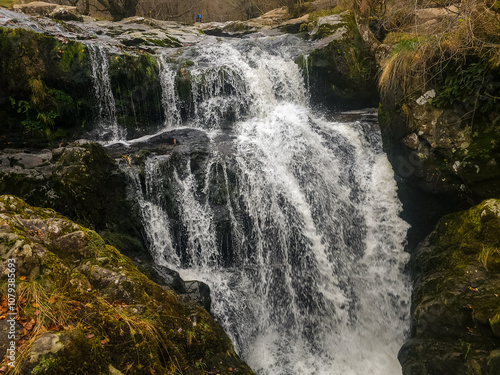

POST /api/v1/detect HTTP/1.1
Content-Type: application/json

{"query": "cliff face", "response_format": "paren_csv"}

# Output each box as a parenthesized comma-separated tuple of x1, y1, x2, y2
(0, 195, 254, 375)
(297, 10, 379, 110)
(373, 6, 500, 373)
(379, 82, 500, 201)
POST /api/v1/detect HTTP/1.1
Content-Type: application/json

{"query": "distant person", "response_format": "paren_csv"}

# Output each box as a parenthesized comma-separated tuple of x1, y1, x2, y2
(197, 14, 202, 23)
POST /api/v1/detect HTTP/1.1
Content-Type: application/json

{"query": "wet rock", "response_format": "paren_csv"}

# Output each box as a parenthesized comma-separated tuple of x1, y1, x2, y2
(182, 281, 212, 313)
(379, 86, 500, 201)
(0, 143, 144, 255)
(140, 264, 186, 294)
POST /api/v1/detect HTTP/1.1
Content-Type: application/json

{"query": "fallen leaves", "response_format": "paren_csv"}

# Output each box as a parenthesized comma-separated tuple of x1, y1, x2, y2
(47, 322, 64, 331)
(23, 319, 36, 331)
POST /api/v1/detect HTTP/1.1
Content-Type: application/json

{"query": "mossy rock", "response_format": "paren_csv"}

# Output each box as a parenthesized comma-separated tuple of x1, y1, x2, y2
(401, 199, 500, 374)
(0, 27, 94, 144)
(0, 143, 145, 263)
(0, 195, 255, 375)
(299, 11, 378, 109)
(109, 53, 164, 134)
(377, 41, 500, 202)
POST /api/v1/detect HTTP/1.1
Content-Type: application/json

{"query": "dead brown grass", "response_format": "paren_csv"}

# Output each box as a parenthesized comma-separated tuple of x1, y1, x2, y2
(376, 0, 500, 96)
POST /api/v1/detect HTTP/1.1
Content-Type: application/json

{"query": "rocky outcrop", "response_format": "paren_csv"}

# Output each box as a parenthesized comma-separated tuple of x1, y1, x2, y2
(0, 27, 94, 145)
(0, 143, 138, 237)
(0, 17, 202, 144)
(297, 11, 378, 109)
(0, 195, 254, 375)
(13, 2, 83, 21)
(375, 26, 500, 249)
(379, 85, 500, 201)
(107, 127, 236, 268)
(400, 199, 500, 374)
(0, 142, 165, 281)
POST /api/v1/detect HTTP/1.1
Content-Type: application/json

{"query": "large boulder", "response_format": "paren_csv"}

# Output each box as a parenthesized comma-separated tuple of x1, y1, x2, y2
(400, 199, 500, 374)
(0, 195, 255, 375)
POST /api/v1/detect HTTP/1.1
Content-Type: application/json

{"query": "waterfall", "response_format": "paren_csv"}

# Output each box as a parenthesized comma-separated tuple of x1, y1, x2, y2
(158, 54, 182, 128)
(303, 54, 310, 92)
(156, 40, 307, 129)
(0, 10, 411, 373)
(127, 38, 410, 375)
(87, 44, 126, 142)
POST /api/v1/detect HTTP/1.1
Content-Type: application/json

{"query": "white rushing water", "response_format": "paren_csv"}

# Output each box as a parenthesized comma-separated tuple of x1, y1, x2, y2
(87, 44, 126, 142)
(158, 54, 182, 128)
(127, 38, 410, 375)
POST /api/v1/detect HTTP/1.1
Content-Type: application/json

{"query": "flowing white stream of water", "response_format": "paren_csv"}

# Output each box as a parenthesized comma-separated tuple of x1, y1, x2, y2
(87, 44, 126, 142)
(127, 39, 410, 375)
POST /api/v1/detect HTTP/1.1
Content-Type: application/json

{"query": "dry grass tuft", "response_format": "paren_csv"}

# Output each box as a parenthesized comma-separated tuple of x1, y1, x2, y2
(377, 0, 500, 97)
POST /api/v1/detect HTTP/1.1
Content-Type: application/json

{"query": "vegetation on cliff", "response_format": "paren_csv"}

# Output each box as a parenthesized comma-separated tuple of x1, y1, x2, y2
(0, 28, 94, 144)
(0, 27, 171, 146)
(298, 9, 379, 109)
(364, 0, 500, 205)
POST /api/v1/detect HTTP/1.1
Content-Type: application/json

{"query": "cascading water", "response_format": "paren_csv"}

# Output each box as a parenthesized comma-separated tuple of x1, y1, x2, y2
(158, 54, 182, 128)
(0, 8, 410, 372)
(87, 44, 126, 142)
(303, 54, 310, 92)
(127, 38, 411, 375)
